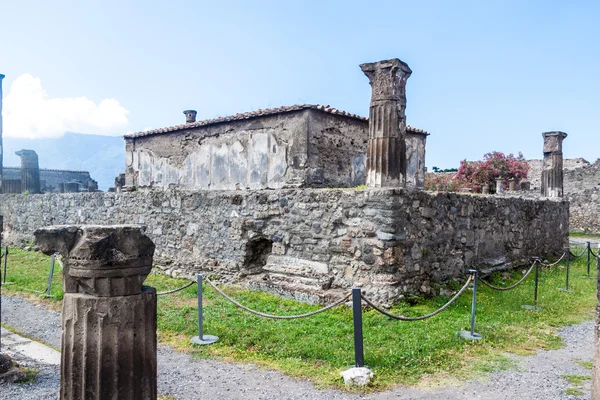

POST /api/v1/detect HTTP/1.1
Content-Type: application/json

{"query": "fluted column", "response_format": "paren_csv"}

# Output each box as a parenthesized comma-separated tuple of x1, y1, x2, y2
(360, 59, 412, 187)
(34, 225, 157, 400)
(540, 131, 567, 197)
(15, 149, 41, 194)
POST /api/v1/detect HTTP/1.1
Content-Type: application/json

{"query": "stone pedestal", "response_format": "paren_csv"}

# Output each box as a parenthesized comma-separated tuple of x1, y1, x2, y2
(34, 225, 157, 400)
(540, 131, 567, 197)
(508, 179, 516, 191)
(495, 178, 504, 194)
(360, 59, 412, 187)
(15, 149, 40, 194)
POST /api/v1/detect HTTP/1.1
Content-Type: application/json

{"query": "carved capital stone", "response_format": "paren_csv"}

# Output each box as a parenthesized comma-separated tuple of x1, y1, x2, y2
(360, 59, 412, 104)
(34, 225, 155, 297)
(34, 225, 157, 400)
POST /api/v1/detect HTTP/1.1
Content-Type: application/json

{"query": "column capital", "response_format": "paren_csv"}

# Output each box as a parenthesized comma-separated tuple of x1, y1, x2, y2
(360, 58, 412, 103)
(35, 225, 155, 296)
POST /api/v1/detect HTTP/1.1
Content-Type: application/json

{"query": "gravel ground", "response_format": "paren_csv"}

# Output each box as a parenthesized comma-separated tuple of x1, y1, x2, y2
(0, 294, 594, 400)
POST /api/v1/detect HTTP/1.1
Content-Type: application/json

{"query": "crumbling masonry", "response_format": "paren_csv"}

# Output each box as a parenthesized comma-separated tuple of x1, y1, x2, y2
(0, 59, 571, 303)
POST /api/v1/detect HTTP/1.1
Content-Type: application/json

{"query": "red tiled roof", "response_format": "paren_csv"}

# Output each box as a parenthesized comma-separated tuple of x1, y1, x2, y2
(124, 104, 428, 138)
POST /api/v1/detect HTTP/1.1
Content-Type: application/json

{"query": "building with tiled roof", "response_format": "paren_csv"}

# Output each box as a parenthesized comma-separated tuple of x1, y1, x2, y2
(123, 104, 428, 190)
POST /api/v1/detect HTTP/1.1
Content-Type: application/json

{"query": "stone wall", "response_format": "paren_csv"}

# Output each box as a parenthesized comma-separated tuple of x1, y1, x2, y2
(527, 158, 594, 192)
(3, 167, 97, 192)
(568, 188, 600, 233)
(0, 189, 568, 303)
(126, 109, 370, 191)
(527, 158, 600, 232)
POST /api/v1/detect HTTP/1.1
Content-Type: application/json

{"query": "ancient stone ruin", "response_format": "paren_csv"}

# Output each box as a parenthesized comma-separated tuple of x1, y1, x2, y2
(541, 131, 568, 198)
(34, 225, 157, 400)
(0, 59, 571, 304)
(1, 152, 98, 194)
(360, 59, 412, 187)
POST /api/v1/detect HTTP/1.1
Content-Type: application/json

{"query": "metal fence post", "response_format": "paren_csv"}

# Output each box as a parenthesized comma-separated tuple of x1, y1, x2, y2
(587, 241, 591, 277)
(352, 288, 365, 367)
(460, 270, 481, 340)
(191, 273, 218, 345)
(522, 259, 542, 311)
(44, 254, 57, 297)
(2, 246, 11, 285)
(559, 248, 573, 292)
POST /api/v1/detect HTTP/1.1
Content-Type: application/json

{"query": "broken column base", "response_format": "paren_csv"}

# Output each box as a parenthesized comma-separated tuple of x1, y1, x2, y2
(341, 367, 374, 387)
(61, 286, 157, 400)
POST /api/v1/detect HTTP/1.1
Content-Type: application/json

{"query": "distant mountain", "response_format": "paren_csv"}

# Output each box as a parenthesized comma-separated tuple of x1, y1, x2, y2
(3, 132, 125, 191)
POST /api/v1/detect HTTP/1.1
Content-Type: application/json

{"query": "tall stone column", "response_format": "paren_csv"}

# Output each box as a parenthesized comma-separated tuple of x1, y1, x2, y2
(360, 59, 412, 187)
(15, 149, 41, 194)
(34, 225, 157, 400)
(540, 131, 567, 197)
(0, 74, 5, 193)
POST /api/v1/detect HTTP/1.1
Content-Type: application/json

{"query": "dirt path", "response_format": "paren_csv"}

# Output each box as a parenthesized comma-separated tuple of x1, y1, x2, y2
(0, 295, 593, 400)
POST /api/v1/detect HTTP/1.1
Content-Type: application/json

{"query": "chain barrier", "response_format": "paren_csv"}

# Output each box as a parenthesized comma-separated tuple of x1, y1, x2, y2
(359, 275, 473, 321)
(204, 277, 351, 319)
(478, 260, 537, 291)
(591, 248, 598, 258)
(570, 247, 587, 259)
(540, 252, 567, 267)
(157, 281, 196, 296)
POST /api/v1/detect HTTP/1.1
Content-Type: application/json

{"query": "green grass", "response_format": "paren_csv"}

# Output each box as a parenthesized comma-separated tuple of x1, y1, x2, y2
(569, 232, 600, 238)
(1, 247, 598, 390)
(564, 387, 584, 396)
(577, 361, 593, 370)
(19, 367, 40, 384)
(562, 374, 591, 387)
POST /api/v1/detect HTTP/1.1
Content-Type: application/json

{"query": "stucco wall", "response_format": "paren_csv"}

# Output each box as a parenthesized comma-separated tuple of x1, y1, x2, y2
(0, 188, 568, 303)
(306, 111, 367, 187)
(406, 132, 427, 187)
(125, 111, 306, 190)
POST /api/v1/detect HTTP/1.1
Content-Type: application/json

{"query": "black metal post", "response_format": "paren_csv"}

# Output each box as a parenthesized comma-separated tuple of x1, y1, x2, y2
(587, 241, 591, 277)
(44, 254, 56, 297)
(533, 260, 539, 307)
(566, 249, 570, 291)
(190, 274, 218, 345)
(560, 248, 572, 292)
(2, 246, 8, 284)
(522, 258, 542, 311)
(352, 288, 365, 367)
(459, 270, 481, 340)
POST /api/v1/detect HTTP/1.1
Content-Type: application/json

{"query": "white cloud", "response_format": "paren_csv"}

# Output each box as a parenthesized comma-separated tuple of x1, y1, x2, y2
(3, 74, 129, 138)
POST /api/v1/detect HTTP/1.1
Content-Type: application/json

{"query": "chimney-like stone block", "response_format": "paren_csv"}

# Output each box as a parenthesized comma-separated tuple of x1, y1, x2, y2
(540, 131, 567, 197)
(360, 59, 412, 187)
(183, 109, 197, 124)
(34, 225, 157, 400)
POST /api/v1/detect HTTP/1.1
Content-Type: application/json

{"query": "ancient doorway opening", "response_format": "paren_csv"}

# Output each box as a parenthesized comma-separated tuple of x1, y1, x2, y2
(243, 238, 273, 274)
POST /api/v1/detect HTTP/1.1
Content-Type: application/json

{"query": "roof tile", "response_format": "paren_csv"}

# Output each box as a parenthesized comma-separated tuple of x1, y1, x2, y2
(124, 104, 428, 138)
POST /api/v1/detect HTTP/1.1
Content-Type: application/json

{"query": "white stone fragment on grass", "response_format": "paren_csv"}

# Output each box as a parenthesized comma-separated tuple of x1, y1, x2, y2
(341, 367, 373, 386)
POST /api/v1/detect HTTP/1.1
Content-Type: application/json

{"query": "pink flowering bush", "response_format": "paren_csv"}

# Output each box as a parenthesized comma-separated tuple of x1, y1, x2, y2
(425, 152, 529, 193)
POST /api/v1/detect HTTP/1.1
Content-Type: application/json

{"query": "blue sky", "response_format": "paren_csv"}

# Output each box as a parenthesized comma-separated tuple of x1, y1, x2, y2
(1, 0, 599, 169)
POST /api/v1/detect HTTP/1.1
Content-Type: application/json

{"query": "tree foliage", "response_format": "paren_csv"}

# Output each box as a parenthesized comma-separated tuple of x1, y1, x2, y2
(425, 151, 529, 193)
